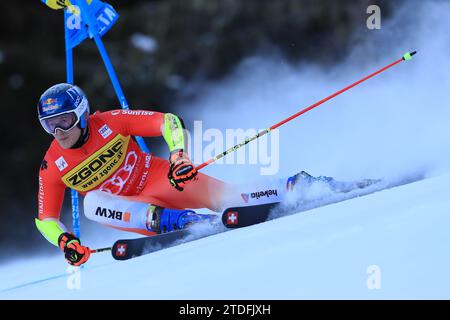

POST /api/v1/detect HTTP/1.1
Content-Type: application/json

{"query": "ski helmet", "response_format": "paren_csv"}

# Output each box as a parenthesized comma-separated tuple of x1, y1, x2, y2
(37, 83, 90, 134)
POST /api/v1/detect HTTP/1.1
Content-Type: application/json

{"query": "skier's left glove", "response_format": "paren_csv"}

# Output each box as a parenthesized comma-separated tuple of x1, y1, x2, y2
(168, 151, 198, 191)
(58, 232, 91, 266)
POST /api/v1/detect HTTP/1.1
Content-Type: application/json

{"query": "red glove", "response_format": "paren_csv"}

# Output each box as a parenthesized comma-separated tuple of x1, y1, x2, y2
(58, 232, 91, 266)
(168, 151, 198, 191)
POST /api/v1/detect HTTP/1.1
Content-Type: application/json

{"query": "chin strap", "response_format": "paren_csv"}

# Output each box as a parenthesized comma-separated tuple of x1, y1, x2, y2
(70, 126, 90, 149)
(35, 218, 67, 247)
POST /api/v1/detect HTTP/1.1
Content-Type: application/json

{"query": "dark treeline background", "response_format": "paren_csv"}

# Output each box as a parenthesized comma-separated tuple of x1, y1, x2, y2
(0, 0, 399, 255)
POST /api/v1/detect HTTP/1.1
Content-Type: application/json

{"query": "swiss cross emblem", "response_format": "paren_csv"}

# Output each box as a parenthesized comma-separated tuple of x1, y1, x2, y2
(226, 211, 238, 225)
(116, 243, 127, 257)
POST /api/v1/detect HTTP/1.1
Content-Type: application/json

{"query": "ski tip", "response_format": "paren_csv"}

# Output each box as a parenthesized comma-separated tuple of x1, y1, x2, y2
(111, 240, 133, 260)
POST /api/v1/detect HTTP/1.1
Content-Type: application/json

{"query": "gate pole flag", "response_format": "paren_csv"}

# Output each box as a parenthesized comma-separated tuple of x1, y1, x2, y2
(41, 0, 151, 238)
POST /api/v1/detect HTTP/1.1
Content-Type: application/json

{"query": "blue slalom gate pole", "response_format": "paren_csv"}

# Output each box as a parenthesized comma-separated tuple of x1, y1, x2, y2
(73, 0, 150, 153)
(64, 9, 81, 239)
(64, 0, 151, 238)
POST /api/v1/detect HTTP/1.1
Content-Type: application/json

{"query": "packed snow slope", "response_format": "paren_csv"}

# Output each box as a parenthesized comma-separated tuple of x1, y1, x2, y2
(1, 172, 449, 299)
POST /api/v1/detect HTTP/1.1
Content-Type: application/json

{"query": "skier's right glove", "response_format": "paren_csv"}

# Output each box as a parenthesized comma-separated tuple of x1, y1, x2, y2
(58, 232, 91, 266)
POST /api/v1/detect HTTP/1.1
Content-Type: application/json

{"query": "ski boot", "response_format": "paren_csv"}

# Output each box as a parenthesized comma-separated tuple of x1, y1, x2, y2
(147, 206, 217, 234)
(286, 171, 381, 193)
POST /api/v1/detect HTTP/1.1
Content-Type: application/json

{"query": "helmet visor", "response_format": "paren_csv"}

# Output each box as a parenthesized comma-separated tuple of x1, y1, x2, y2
(40, 112, 79, 134)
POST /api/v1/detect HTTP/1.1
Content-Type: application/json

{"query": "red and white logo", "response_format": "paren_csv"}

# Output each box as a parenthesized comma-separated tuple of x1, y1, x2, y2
(116, 243, 127, 257)
(226, 211, 239, 225)
(110, 110, 154, 116)
(99, 151, 138, 194)
(241, 193, 249, 203)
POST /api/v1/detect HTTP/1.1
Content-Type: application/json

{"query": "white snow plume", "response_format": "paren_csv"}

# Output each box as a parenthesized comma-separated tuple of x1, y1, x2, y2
(273, 171, 425, 221)
(177, 0, 450, 186)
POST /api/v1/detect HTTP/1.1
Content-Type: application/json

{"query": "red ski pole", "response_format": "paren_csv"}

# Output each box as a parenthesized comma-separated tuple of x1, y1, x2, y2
(90, 247, 112, 254)
(195, 51, 417, 171)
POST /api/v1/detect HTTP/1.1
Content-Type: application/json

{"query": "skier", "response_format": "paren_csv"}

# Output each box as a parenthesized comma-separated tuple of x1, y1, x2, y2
(36, 83, 376, 266)
(37, 83, 232, 266)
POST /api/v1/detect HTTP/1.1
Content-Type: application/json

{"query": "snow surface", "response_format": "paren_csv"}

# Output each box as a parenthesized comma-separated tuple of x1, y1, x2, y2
(2, 0, 448, 300)
(1, 172, 449, 299)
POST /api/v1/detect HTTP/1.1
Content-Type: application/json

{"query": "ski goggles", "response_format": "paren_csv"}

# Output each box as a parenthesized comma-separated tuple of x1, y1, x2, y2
(40, 111, 80, 135)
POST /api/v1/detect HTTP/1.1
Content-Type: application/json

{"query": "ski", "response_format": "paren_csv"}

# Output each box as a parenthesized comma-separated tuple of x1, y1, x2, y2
(112, 229, 192, 260)
(222, 173, 426, 229)
(111, 221, 223, 260)
(222, 202, 279, 228)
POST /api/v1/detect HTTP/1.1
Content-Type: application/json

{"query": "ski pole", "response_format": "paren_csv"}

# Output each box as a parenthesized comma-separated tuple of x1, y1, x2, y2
(90, 247, 112, 254)
(195, 51, 417, 171)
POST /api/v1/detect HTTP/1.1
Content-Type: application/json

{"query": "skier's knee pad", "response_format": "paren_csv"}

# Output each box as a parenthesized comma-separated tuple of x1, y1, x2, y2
(83, 190, 152, 230)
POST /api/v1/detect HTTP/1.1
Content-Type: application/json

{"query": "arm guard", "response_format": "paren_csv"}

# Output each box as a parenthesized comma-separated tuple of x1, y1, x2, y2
(162, 113, 187, 154)
(35, 218, 68, 247)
